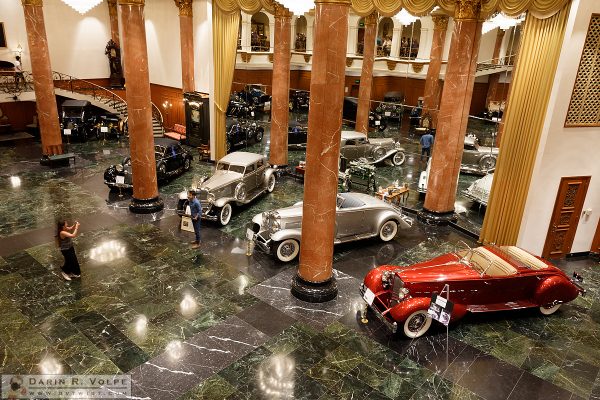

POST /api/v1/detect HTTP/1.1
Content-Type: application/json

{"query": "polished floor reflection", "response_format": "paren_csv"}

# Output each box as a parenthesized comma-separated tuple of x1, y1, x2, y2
(0, 136, 597, 400)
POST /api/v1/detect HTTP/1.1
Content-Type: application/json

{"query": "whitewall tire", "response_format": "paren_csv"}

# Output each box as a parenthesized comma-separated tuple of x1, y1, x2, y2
(540, 304, 561, 315)
(267, 174, 276, 193)
(403, 310, 432, 338)
(218, 203, 233, 226)
(275, 239, 300, 262)
(379, 220, 398, 242)
(392, 152, 406, 166)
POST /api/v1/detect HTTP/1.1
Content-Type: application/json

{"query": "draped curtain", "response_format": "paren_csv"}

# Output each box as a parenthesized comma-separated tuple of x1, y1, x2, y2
(479, 3, 570, 245)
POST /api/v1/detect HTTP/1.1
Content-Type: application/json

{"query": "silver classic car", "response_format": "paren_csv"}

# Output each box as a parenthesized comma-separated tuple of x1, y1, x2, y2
(249, 192, 413, 262)
(177, 152, 276, 225)
(340, 131, 406, 167)
(461, 134, 499, 175)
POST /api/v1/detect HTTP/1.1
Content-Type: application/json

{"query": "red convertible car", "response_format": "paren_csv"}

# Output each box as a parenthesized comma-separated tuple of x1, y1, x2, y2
(360, 245, 585, 338)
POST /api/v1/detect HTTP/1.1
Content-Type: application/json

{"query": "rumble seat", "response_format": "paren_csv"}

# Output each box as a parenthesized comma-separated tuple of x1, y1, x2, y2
(468, 247, 517, 277)
(502, 246, 549, 270)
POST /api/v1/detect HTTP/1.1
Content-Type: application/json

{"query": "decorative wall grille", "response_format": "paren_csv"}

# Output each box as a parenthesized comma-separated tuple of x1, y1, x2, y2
(565, 14, 600, 127)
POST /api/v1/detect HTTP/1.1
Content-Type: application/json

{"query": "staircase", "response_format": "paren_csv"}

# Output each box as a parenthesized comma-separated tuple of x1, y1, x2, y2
(1, 71, 165, 137)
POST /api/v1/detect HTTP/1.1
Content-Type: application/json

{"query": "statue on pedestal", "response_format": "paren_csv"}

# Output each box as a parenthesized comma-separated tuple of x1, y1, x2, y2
(105, 39, 124, 88)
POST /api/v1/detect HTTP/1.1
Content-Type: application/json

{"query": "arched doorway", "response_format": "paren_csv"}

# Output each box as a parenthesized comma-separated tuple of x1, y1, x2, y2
(377, 17, 394, 56)
(295, 16, 307, 51)
(251, 12, 270, 52)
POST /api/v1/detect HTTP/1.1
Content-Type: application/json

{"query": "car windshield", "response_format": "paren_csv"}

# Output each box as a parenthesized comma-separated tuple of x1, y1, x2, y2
(63, 109, 83, 118)
(217, 162, 245, 174)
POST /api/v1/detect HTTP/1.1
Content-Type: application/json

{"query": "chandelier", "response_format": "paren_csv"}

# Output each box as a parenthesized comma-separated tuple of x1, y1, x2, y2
(482, 13, 525, 34)
(278, 0, 314, 16)
(394, 9, 419, 25)
(61, 0, 103, 14)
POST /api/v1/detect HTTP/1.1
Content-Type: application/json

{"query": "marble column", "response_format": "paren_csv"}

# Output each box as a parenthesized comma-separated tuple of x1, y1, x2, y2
(485, 29, 506, 106)
(355, 12, 377, 134)
(292, 0, 350, 303)
(418, 0, 483, 224)
(118, 0, 163, 213)
(175, 0, 195, 93)
(422, 12, 449, 116)
(21, 0, 63, 157)
(269, 5, 292, 168)
(107, 0, 120, 46)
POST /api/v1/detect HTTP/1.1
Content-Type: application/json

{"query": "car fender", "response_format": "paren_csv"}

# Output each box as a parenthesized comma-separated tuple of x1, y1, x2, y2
(374, 210, 404, 232)
(372, 148, 397, 164)
(534, 275, 580, 306)
(363, 265, 397, 294)
(214, 197, 234, 208)
(389, 297, 431, 323)
(270, 229, 302, 243)
(264, 168, 276, 184)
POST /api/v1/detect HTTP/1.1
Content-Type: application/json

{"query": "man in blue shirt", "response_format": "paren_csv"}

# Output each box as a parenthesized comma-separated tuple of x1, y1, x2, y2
(188, 190, 202, 249)
(420, 130, 434, 162)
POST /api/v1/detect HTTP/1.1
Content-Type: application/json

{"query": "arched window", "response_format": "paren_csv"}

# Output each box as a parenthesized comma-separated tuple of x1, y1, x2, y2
(356, 17, 365, 55)
(400, 19, 421, 59)
(295, 16, 307, 51)
(377, 17, 394, 56)
(251, 12, 270, 52)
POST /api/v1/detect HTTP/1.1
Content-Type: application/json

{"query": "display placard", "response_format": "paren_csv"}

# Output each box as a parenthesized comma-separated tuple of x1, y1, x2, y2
(64, 128, 72, 136)
(103, 149, 111, 155)
(264, 101, 271, 111)
(362, 287, 375, 305)
(250, 111, 255, 117)
(427, 293, 454, 326)
(375, 120, 381, 126)
(384, 111, 391, 116)
(101, 126, 109, 133)
(115, 175, 125, 185)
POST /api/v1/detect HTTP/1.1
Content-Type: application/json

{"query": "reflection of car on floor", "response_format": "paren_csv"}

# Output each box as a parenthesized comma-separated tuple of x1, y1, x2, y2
(462, 134, 499, 175)
(237, 84, 271, 112)
(249, 192, 413, 262)
(463, 173, 494, 206)
(289, 90, 309, 112)
(104, 138, 193, 190)
(177, 152, 276, 225)
(226, 122, 264, 152)
(361, 244, 585, 338)
(340, 131, 406, 166)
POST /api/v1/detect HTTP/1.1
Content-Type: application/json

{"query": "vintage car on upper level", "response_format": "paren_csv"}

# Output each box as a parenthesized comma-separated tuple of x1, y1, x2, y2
(104, 138, 193, 190)
(462, 134, 499, 174)
(289, 90, 310, 112)
(177, 152, 276, 225)
(361, 245, 585, 338)
(340, 131, 406, 166)
(226, 121, 264, 152)
(463, 173, 494, 206)
(237, 84, 271, 112)
(226, 94, 257, 119)
(249, 192, 413, 262)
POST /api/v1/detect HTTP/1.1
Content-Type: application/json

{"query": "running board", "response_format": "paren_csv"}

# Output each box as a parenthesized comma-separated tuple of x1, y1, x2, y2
(467, 300, 537, 312)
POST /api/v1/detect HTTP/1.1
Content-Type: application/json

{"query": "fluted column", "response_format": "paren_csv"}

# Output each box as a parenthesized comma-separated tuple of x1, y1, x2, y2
(422, 12, 449, 117)
(355, 12, 377, 134)
(21, 0, 63, 157)
(292, 0, 350, 303)
(269, 5, 292, 168)
(419, 0, 483, 224)
(118, 0, 163, 213)
(175, 0, 195, 93)
(107, 0, 120, 46)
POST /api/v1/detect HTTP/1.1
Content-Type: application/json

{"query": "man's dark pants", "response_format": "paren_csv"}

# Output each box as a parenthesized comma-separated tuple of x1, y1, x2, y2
(192, 218, 201, 243)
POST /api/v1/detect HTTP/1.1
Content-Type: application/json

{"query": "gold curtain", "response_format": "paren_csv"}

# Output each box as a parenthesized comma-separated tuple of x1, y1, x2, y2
(350, 0, 569, 19)
(212, 5, 241, 160)
(480, 3, 570, 245)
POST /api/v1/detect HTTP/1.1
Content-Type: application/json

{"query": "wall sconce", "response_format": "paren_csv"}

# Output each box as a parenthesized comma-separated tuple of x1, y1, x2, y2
(162, 101, 172, 110)
(16, 44, 23, 57)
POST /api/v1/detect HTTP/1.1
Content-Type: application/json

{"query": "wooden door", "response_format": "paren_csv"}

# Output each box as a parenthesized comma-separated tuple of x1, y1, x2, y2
(591, 219, 600, 254)
(542, 176, 591, 259)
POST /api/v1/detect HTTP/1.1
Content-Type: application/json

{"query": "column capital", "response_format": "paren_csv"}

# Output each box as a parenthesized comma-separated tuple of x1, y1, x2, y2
(274, 3, 293, 19)
(364, 11, 378, 26)
(174, 0, 193, 17)
(21, 0, 43, 6)
(107, 0, 117, 12)
(118, 0, 145, 6)
(454, 0, 481, 21)
(431, 14, 449, 31)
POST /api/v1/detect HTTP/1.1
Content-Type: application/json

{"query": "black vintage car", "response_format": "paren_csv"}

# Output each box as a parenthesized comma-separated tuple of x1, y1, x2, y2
(226, 94, 257, 119)
(342, 97, 387, 132)
(289, 90, 310, 112)
(103, 138, 193, 190)
(93, 114, 124, 139)
(375, 91, 405, 121)
(61, 100, 97, 141)
(237, 84, 271, 112)
(288, 123, 308, 148)
(226, 121, 264, 152)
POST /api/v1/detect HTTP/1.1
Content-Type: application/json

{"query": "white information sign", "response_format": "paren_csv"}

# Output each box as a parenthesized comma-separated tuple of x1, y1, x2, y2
(384, 111, 391, 116)
(101, 126, 109, 133)
(264, 101, 271, 111)
(362, 287, 375, 305)
(115, 175, 125, 185)
(103, 149, 111, 155)
(64, 128, 72, 136)
(375, 120, 381, 126)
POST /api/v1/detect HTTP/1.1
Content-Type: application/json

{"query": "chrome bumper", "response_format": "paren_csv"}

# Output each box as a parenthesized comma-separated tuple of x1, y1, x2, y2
(104, 180, 133, 189)
(460, 164, 491, 175)
(359, 283, 398, 333)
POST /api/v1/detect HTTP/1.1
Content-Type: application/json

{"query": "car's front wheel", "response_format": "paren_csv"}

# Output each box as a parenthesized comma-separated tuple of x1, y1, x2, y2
(255, 129, 264, 143)
(479, 155, 497, 172)
(392, 151, 406, 166)
(266, 174, 276, 193)
(379, 220, 398, 242)
(274, 239, 300, 262)
(157, 162, 167, 178)
(217, 203, 233, 226)
(183, 158, 191, 171)
(540, 304, 561, 315)
(403, 310, 432, 338)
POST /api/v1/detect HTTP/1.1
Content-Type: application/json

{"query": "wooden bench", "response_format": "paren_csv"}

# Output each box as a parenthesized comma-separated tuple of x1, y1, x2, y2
(40, 152, 76, 167)
(164, 124, 186, 141)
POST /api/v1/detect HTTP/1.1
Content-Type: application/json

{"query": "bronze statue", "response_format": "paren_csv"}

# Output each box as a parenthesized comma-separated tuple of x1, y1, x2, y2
(105, 39, 124, 88)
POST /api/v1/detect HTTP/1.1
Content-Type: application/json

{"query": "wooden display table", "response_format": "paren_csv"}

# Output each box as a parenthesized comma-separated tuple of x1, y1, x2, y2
(376, 184, 409, 206)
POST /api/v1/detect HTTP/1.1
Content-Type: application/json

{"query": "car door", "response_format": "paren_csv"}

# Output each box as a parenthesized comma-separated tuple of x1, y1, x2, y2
(340, 139, 360, 160)
(244, 162, 258, 192)
(335, 204, 365, 239)
(165, 145, 180, 171)
(255, 158, 266, 188)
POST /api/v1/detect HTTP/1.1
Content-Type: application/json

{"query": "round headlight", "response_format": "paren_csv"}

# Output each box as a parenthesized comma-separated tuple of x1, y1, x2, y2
(116, 164, 123, 172)
(207, 193, 215, 203)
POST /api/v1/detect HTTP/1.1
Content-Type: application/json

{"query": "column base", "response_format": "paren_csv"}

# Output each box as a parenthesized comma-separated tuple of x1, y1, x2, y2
(129, 196, 164, 214)
(417, 208, 458, 225)
(291, 273, 338, 303)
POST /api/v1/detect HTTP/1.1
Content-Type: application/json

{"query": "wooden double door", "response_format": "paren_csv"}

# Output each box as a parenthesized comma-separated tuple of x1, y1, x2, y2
(542, 176, 591, 259)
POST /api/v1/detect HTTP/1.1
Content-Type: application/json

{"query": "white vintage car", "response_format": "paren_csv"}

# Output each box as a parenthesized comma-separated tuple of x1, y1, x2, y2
(463, 173, 494, 206)
(177, 152, 276, 225)
(249, 192, 413, 262)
